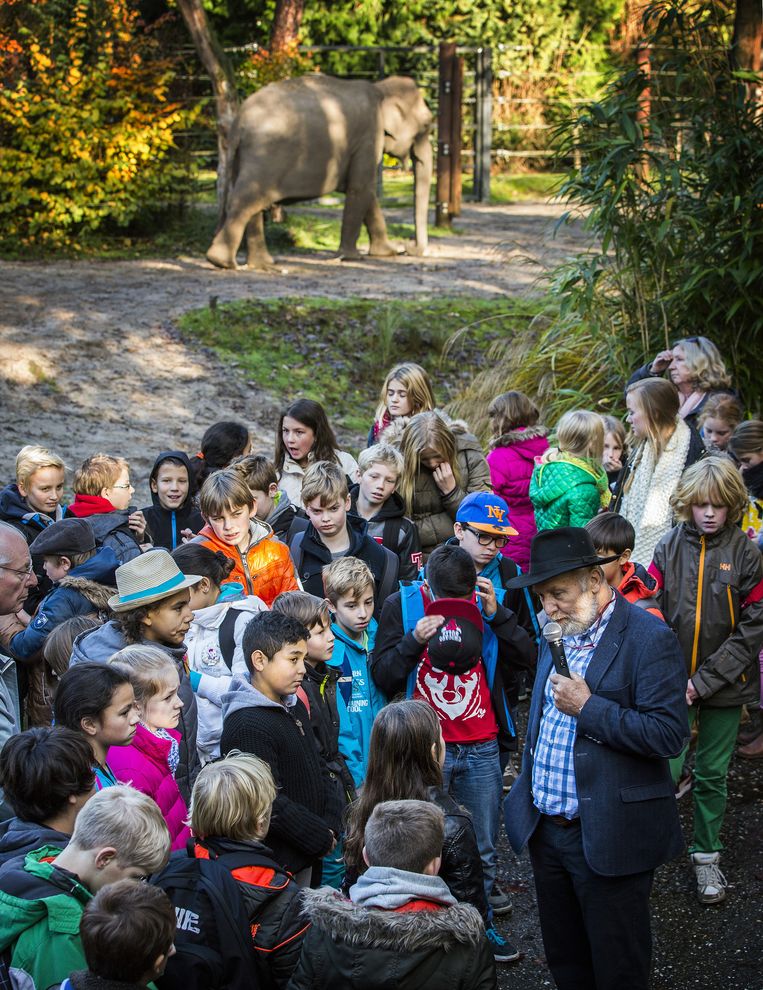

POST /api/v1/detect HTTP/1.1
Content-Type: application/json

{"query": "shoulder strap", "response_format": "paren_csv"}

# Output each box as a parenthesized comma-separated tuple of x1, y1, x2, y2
(377, 546, 398, 609)
(400, 581, 426, 635)
(289, 530, 305, 574)
(382, 517, 399, 552)
(218, 608, 240, 670)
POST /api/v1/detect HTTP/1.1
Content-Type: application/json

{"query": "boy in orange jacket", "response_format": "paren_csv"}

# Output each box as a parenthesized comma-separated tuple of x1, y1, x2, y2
(585, 513, 663, 619)
(196, 470, 298, 606)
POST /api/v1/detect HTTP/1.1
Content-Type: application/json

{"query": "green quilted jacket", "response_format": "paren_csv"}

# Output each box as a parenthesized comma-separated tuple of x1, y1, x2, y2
(530, 455, 610, 531)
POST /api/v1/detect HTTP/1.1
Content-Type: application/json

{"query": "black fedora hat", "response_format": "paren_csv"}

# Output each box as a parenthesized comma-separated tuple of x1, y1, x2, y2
(505, 527, 620, 589)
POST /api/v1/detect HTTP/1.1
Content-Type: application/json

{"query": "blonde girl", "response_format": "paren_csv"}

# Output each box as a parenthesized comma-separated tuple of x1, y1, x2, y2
(698, 394, 743, 453)
(397, 411, 491, 558)
(615, 378, 705, 565)
(369, 362, 436, 445)
(108, 646, 191, 850)
(650, 457, 762, 903)
(530, 410, 610, 531)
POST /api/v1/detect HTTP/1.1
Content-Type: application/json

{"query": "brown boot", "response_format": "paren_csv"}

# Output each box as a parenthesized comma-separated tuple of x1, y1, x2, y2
(738, 710, 763, 745)
(738, 731, 763, 759)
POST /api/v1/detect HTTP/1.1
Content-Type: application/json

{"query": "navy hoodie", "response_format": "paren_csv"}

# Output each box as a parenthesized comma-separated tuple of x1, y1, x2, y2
(142, 451, 204, 551)
(288, 513, 399, 619)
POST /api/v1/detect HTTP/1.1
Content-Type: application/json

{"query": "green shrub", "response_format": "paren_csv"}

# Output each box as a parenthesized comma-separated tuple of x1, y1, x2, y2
(455, 0, 763, 430)
(0, 0, 198, 248)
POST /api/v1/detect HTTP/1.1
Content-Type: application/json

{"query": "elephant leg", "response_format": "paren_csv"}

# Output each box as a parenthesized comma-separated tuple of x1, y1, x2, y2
(244, 212, 279, 271)
(206, 189, 271, 271)
(337, 187, 373, 260)
(364, 197, 399, 257)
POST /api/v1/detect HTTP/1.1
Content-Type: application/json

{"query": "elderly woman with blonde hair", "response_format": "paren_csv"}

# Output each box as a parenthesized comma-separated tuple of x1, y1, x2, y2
(627, 336, 734, 431)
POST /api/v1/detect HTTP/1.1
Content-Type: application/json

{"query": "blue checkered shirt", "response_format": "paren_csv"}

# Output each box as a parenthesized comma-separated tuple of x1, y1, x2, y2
(531, 594, 616, 819)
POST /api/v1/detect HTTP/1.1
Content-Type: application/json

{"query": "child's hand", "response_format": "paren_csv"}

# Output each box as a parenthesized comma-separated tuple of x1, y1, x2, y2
(433, 462, 456, 496)
(413, 614, 445, 645)
(180, 528, 196, 542)
(685, 679, 699, 705)
(603, 452, 623, 472)
(650, 349, 673, 374)
(475, 576, 497, 618)
(128, 510, 147, 538)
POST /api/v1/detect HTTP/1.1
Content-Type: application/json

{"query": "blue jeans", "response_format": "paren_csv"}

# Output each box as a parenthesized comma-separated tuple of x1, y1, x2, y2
(442, 737, 502, 903)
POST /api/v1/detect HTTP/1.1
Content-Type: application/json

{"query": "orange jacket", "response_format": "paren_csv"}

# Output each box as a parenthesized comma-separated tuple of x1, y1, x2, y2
(198, 520, 298, 607)
(618, 560, 664, 620)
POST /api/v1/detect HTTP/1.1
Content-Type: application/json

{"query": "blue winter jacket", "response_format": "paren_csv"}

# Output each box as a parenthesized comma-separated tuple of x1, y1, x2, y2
(329, 619, 386, 788)
(9, 548, 118, 661)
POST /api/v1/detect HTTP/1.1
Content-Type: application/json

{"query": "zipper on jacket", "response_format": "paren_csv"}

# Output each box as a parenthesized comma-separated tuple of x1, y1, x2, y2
(727, 585, 736, 633)
(290, 711, 305, 736)
(690, 535, 706, 675)
(236, 547, 254, 595)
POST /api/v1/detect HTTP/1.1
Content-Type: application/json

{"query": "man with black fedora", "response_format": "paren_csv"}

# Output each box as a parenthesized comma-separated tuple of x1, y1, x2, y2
(504, 527, 688, 990)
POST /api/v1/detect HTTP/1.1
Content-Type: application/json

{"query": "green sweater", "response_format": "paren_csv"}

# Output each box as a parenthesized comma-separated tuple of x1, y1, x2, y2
(530, 456, 610, 531)
(0, 846, 92, 989)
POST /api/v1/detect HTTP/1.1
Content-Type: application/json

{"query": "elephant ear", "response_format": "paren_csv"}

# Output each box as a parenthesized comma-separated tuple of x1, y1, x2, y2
(382, 100, 408, 145)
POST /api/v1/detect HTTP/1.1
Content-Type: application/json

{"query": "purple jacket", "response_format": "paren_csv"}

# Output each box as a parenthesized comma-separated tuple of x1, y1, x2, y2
(107, 724, 191, 851)
(487, 426, 549, 570)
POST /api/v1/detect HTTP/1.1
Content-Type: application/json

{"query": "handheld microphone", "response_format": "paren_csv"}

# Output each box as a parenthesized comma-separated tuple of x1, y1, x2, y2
(543, 621, 571, 678)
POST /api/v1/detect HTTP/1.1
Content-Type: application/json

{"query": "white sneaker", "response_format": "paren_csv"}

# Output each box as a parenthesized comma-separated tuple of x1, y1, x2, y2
(691, 852, 728, 904)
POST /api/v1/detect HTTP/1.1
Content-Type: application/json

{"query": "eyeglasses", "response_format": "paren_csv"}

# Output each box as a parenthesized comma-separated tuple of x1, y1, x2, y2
(0, 562, 34, 579)
(463, 524, 510, 550)
(110, 483, 134, 490)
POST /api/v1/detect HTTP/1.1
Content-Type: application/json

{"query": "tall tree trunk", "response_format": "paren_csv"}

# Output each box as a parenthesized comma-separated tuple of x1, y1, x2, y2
(731, 0, 762, 104)
(270, 0, 306, 52)
(175, 0, 239, 218)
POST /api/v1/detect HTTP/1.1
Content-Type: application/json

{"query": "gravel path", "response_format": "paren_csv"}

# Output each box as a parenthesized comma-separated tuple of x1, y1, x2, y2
(0, 201, 590, 492)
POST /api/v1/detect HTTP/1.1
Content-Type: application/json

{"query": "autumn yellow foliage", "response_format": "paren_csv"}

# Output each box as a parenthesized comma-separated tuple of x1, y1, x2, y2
(0, 0, 198, 247)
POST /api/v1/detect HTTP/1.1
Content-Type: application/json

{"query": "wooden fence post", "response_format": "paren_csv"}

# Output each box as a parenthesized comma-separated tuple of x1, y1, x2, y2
(436, 42, 455, 227)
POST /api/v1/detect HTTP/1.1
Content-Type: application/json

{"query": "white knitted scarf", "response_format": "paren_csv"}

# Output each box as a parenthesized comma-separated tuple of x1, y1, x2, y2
(621, 417, 691, 565)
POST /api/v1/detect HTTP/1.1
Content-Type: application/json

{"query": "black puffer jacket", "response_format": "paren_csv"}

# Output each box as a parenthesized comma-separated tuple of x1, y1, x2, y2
(342, 788, 487, 922)
(285, 887, 496, 990)
(302, 662, 356, 803)
(192, 837, 309, 990)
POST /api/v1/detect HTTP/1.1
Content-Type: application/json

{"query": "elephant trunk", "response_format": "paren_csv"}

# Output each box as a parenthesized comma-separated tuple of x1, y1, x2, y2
(411, 132, 432, 253)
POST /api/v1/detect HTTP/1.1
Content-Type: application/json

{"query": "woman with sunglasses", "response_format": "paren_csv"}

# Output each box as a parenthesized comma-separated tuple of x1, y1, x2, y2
(627, 336, 735, 432)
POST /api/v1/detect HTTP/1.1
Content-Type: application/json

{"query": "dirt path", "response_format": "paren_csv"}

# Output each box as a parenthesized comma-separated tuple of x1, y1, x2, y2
(0, 201, 589, 495)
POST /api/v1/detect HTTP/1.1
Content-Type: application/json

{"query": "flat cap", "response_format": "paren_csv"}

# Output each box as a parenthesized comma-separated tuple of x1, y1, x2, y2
(29, 518, 96, 558)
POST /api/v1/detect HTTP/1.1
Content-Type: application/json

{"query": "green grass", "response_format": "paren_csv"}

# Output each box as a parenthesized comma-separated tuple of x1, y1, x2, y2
(177, 295, 547, 441)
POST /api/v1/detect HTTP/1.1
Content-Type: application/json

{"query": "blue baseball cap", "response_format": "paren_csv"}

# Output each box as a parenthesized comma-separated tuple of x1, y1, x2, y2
(456, 492, 518, 536)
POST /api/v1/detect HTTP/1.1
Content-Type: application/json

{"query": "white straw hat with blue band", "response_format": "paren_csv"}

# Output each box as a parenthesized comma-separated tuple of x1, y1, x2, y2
(108, 549, 202, 613)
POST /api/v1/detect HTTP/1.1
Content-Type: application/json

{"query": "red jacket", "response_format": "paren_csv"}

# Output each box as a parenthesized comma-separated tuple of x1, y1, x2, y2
(618, 560, 663, 620)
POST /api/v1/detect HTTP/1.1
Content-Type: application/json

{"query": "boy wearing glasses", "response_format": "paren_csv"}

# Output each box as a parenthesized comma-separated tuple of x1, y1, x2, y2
(372, 540, 535, 939)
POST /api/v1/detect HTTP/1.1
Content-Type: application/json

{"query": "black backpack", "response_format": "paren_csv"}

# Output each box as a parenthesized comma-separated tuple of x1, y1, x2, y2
(153, 848, 261, 990)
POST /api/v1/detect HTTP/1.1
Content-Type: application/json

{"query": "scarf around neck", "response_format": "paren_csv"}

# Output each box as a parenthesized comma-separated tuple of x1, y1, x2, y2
(620, 418, 691, 565)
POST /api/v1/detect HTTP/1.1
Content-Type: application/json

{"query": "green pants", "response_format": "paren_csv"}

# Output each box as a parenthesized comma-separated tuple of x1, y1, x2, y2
(670, 705, 741, 854)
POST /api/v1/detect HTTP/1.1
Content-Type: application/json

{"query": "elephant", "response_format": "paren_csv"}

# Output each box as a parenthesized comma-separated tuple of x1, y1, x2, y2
(206, 74, 433, 271)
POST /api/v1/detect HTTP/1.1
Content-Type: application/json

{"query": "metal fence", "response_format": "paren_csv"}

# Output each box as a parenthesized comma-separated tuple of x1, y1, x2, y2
(174, 42, 602, 202)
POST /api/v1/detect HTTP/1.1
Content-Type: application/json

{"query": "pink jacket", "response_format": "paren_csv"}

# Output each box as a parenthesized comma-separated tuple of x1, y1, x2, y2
(487, 426, 549, 570)
(107, 724, 191, 851)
